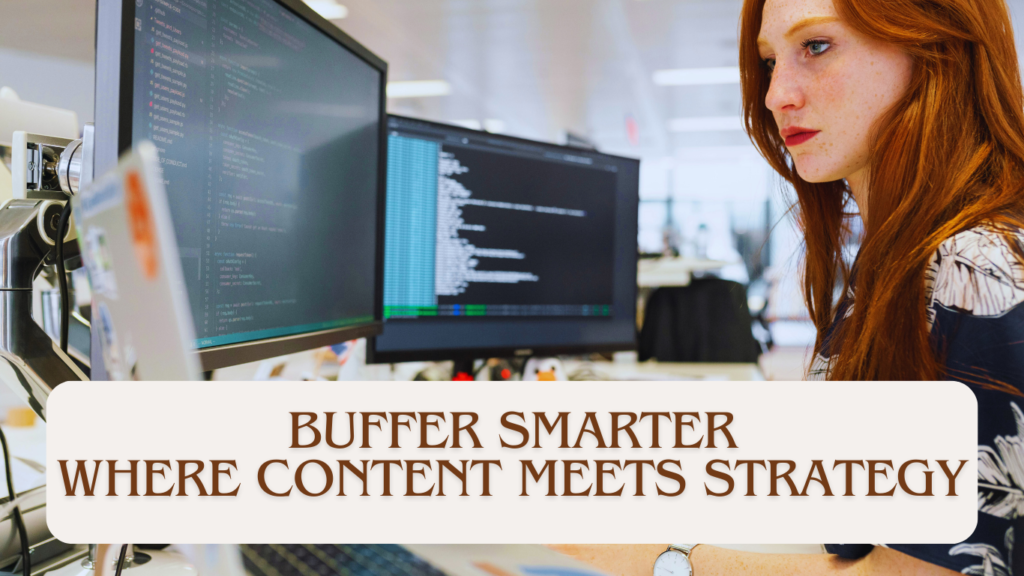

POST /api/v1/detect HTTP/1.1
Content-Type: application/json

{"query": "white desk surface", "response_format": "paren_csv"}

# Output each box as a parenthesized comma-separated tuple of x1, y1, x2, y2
(0, 420, 47, 498)
(638, 257, 731, 288)
(215, 348, 764, 383)
(562, 360, 764, 381)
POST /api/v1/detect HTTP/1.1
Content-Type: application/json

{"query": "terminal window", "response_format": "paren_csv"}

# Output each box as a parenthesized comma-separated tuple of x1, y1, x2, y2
(384, 118, 618, 320)
(131, 0, 381, 349)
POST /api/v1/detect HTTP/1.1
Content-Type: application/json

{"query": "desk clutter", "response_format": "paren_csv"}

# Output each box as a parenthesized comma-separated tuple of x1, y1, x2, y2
(212, 345, 764, 383)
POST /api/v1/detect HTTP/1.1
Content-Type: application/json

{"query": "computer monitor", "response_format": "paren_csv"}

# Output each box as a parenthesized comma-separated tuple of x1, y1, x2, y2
(95, 0, 388, 371)
(368, 115, 639, 364)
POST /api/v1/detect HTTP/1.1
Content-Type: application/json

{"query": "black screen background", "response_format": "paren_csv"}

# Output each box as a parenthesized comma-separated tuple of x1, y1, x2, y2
(130, 0, 382, 347)
(374, 117, 639, 361)
(437, 144, 616, 308)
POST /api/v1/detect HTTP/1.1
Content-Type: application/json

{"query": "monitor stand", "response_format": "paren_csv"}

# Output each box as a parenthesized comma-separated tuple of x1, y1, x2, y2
(451, 359, 476, 381)
(0, 198, 89, 420)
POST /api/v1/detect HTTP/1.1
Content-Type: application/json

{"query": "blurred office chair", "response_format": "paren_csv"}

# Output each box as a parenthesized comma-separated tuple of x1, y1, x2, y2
(639, 278, 761, 363)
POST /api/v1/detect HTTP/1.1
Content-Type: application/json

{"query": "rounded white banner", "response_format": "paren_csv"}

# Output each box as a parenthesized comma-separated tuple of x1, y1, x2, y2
(46, 380, 977, 544)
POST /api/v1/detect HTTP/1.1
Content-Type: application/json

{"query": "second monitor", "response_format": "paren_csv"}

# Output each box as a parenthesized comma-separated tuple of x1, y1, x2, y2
(370, 116, 639, 364)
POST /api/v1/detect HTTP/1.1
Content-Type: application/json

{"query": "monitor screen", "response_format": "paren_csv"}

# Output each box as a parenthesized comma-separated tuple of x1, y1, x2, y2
(370, 116, 639, 363)
(113, 0, 386, 367)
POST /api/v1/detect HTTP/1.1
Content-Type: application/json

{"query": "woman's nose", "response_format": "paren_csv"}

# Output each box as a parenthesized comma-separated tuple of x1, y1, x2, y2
(764, 63, 805, 113)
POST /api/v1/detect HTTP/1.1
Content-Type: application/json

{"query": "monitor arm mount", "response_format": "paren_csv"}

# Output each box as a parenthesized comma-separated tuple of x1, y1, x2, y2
(3, 130, 197, 576)
(0, 131, 92, 420)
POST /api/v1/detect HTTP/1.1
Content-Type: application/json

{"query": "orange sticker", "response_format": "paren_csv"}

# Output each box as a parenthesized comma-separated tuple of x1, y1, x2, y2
(124, 169, 159, 280)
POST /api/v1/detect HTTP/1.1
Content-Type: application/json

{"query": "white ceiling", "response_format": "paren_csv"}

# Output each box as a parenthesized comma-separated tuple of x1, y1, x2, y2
(4, 0, 1024, 161)
(0, 0, 751, 157)
(338, 0, 748, 155)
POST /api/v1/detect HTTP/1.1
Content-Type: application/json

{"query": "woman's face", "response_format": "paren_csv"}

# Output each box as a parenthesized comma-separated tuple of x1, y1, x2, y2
(757, 0, 914, 184)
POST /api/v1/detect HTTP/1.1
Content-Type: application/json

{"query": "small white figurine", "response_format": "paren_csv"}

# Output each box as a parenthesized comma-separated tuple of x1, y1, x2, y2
(522, 357, 567, 381)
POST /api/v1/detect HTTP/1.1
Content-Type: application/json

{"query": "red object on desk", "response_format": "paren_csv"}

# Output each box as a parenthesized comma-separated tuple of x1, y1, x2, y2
(453, 372, 474, 381)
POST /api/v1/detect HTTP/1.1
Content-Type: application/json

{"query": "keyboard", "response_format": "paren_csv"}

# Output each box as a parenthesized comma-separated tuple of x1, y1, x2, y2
(241, 544, 450, 576)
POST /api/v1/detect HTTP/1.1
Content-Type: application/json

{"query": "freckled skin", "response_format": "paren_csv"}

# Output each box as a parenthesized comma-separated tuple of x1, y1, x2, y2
(548, 542, 961, 575)
(758, 0, 913, 218)
(545, 6, 961, 576)
(546, 9, 958, 571)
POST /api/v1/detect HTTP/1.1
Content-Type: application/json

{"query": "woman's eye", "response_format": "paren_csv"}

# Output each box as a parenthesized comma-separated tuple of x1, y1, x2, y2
(805, 40, 831, 56)
(764, 58, 776, 72)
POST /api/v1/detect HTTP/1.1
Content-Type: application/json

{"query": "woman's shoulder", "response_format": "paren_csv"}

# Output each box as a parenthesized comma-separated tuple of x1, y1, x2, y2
(925, 223, 1024, 319)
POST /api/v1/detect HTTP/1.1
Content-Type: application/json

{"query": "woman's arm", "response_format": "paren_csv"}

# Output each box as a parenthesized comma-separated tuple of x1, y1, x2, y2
(549, 545, 962, 576)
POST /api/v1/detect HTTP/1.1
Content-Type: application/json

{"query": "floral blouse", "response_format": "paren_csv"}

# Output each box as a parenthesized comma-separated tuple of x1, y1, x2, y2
(813, 225, 1024, 574)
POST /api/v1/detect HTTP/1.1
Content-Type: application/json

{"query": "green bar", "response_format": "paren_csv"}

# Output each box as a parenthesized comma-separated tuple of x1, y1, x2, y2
(386, 306, 439, 315)
(386, 306, 434, 318)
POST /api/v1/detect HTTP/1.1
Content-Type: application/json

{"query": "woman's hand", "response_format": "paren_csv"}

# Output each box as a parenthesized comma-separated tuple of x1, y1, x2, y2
(548, 544, 963, 576)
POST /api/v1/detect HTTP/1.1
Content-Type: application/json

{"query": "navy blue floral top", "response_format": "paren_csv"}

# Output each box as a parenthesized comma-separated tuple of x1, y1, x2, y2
(815, 226, 1024, 574)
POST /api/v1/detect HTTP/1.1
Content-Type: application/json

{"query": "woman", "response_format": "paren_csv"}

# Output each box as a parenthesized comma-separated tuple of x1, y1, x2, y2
(555, 0, 1024, 571)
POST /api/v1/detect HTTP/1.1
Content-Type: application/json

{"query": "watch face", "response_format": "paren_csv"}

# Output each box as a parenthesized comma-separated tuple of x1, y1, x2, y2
(653, 550, 692, 576)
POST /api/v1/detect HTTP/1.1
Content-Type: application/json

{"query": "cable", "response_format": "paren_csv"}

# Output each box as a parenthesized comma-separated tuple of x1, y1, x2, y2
(0, 427, 30, 576)
(55, 201, 73, 353)
(114, 544, 129, 576)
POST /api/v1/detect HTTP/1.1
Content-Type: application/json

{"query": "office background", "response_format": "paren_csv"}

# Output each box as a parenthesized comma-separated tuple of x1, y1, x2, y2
(8, 0, 1018, 376)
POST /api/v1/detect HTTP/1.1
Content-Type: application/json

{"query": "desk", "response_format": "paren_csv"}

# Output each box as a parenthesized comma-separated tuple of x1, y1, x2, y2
(0, 420, 47, 497)
(215, 350, 764, 382)
(562, 360, 764, 381)
(638, 257, 730, 288)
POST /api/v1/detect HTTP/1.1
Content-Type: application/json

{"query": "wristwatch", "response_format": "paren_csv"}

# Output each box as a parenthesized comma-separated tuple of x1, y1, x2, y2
(653, 544, 700, 576)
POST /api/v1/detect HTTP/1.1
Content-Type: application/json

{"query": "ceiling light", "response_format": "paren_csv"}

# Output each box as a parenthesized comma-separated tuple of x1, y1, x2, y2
(483, 119, 506, 134)
(304, 0, 348, 19)
(387, 80, 452, 99)
(654, 67, 739, 86)
(668, 116, 743, 132)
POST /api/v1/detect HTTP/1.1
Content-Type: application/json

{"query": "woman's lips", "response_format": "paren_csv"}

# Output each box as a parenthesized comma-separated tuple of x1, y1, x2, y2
(784, 130, 820, 147)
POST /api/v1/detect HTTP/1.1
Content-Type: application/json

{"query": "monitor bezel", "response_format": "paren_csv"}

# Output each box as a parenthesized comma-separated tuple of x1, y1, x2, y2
(95, 0, 388, 372)
(367, 114, 639, 365)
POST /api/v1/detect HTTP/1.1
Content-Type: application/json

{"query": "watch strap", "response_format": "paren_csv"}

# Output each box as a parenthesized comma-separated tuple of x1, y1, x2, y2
(668, 544, 699, 559)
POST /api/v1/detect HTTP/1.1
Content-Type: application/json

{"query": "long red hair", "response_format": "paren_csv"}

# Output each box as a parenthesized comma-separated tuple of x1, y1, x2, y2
(739, 0, 1024, 380)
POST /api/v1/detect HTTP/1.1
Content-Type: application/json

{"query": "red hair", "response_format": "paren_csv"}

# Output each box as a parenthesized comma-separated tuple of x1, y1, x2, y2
(739, 0, 1024, 380)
